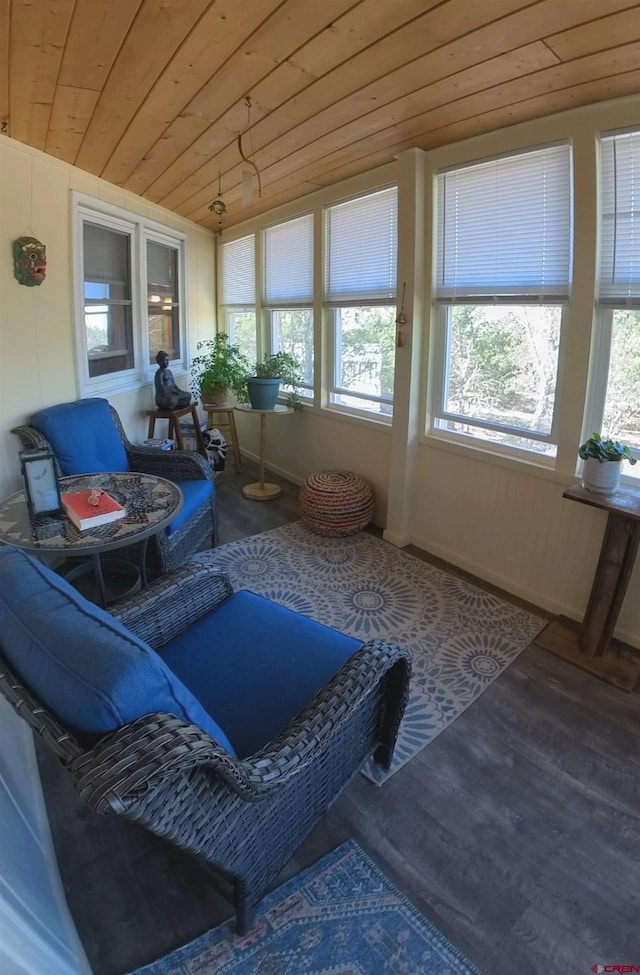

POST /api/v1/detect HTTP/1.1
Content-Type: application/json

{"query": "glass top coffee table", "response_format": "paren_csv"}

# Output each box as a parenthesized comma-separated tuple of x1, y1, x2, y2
(0, 472, 182, 607)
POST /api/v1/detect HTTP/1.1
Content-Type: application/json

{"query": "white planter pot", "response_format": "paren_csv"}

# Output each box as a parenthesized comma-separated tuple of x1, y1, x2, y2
(581, 457, 622, 494)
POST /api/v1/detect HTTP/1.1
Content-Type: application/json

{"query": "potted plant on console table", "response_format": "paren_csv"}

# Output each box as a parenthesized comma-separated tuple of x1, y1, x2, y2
(245, 351, 303, 411)
(578, 432, 637, 494)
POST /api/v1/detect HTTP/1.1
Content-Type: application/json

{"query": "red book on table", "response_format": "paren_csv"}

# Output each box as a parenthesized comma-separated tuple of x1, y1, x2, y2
(61, 490, 126, 530)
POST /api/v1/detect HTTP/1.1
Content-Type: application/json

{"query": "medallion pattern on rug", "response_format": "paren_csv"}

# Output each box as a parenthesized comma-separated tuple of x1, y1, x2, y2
(211, 523, 545, 783)
(128, 841, 485, 975)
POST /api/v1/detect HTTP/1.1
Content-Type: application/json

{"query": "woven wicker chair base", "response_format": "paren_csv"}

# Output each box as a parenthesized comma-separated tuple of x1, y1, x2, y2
(300, 470, 374, 536)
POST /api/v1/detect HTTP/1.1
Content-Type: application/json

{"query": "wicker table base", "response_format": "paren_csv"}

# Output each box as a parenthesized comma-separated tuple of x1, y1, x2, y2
(300, 470, 374, 536)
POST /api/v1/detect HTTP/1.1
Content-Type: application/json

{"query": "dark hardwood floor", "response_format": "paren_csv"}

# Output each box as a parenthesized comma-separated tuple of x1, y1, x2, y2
(38, 459, 640, 975)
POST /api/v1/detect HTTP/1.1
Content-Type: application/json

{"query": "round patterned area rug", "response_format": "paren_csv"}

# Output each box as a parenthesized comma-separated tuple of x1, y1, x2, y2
(208, 522, 545, 783)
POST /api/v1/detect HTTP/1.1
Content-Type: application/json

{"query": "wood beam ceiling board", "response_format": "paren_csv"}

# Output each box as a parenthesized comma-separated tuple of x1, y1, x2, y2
(9, 0, 76, 150)
(180, 40, 559, 225)
(74, 0, 212, 175)
(389, 46, 640, 152)
(157, 0, 604, 220)
(57, 0, 143, 90)
(283, 0, 444, 79)
(0, 0, 9, 121)
(122, 0, 360, 197)
(545, 6, 640, 62)
(45, 85, 100, 162)
(149, 0, 540, 213)
(157, 0, 446, 212)
(100, 0, 283, 186)
(419, 71, 640, 153)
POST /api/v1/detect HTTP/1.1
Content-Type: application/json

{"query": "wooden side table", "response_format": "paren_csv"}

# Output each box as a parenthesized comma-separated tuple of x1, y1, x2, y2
(537, 482, 640, 691)
(145, 403, 206, 456)
(235, 405, 293, 500)
(202, 403, 242, 471)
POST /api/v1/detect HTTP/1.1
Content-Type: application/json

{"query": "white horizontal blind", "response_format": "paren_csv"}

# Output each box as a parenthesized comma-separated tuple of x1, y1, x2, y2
(221, 234, 255, 304)
(325, 186, 397, 304)
(599, 130, 640, 306)
(436, 144, 572, 302)
(264, 213, 313, 306)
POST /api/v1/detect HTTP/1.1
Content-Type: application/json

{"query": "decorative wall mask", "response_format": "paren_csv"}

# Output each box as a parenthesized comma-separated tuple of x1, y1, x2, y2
(13, 236, 47, 286)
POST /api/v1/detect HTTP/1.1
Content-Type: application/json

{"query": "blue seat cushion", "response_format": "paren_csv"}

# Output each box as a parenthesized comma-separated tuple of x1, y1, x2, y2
(160, 590, 361, 758)
(30, 398, 129, 475)
(0, 547, 234, 754)
(167, 479, 212, 536)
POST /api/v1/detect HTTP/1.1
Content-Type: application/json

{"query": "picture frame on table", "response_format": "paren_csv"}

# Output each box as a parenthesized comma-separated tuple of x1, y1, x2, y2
(19, 448, 63, 517)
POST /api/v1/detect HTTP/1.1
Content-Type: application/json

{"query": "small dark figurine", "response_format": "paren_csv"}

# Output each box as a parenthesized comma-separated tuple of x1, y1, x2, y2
(154, 351, 192, 410)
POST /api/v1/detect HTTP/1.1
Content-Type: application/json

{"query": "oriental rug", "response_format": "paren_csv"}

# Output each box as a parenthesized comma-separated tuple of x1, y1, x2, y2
(127, 840, 485, 975)
(210, 522, 545, 783)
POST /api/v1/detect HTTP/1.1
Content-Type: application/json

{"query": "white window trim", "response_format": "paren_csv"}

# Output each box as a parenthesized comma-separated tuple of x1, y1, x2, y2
(72, 192, 187, 398)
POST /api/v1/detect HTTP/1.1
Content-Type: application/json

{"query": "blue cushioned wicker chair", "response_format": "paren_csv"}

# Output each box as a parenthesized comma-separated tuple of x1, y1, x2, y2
(11, 398, 216, 574)
(0, 545, 411, 934)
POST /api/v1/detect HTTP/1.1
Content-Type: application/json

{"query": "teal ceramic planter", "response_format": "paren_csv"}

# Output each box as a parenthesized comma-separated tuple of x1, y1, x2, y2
(246, 377, 281, 410)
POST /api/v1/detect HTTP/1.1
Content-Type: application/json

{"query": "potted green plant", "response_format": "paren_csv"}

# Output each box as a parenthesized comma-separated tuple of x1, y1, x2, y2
(578, 432, 637, 494)
(246, 351, 303, 410)
(190, 333, 249, 406)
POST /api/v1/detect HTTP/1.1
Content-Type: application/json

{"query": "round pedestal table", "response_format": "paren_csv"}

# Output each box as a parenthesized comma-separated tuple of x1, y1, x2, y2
(235, 404, 293, 500)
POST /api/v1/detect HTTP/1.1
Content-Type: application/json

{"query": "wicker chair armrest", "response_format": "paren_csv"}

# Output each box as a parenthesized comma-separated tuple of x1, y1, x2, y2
(111, 558, 234, 647)
(126, 445, 216, 484)
(69, 640, 411, 816)
(69, 713, 266, 813)
(0, 654, 84, 765)
(11, 424, 65, 478)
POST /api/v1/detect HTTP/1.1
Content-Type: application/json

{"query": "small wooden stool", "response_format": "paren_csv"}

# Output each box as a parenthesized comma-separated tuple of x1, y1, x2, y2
(146, 404, 207, 456)
(202, 403, 242, 471)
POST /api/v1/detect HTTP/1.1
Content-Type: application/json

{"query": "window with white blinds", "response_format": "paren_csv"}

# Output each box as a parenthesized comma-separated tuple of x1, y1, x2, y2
(325, 186, 397, 304)
(436, 144, 573, 302)
(264, 214, 313, 306)
(599, 130, 640, 306)
(221, 234, 255, 305)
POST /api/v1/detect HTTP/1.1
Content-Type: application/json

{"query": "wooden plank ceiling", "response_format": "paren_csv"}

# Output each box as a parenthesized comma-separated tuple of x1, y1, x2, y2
(4, 0, 640, 232)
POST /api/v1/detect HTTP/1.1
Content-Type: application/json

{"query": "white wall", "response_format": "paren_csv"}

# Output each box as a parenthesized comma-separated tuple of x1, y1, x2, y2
(0, 134, 217, 503)
(0, 697, 91, 975)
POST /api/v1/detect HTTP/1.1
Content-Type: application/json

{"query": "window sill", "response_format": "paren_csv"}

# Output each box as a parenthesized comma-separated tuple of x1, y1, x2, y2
(422, 430, 573, 486)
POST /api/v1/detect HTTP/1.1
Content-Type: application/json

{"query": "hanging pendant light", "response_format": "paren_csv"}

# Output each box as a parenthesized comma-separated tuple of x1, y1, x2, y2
(208, 171, 227, 235)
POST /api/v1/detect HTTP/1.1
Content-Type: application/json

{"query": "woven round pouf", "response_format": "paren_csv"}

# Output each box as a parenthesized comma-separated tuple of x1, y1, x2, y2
(299, 470, 374, 536)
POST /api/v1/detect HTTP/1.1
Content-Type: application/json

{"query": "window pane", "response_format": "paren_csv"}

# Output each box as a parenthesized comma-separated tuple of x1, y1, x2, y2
(271, 309, 313, 396)
(226, 309, 256, 365)
(331, 306, 395, 415)
(602, 309, 640, 458)
(437, 304, 561, 453)
(147, 241, 180, 364)
(83, 223, 134, 378)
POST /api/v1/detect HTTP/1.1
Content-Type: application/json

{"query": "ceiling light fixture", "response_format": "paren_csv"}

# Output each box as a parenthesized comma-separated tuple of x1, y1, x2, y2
(208, 171, 227, 235)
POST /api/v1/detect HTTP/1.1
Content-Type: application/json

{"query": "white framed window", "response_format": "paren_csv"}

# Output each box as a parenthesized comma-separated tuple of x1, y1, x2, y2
(220, 234, 257, 365)
(586, 130, 640, 478)
(73, 194, 186, 397)
(264, 213, 314, 398)
(432, 144, 573, 456)
(324, 186, 397, 417)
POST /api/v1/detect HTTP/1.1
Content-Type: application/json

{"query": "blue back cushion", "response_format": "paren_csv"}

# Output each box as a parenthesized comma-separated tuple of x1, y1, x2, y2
(161, 590, 360, 758)
(30, 399, 129, 475)
(0, 547, 235, 754)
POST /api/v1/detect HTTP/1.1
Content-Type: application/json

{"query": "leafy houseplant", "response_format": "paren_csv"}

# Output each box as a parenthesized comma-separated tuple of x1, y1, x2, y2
(246, 351, 304, 410)
(190, 333, 249, 405)
(578, 432, 637, 494)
